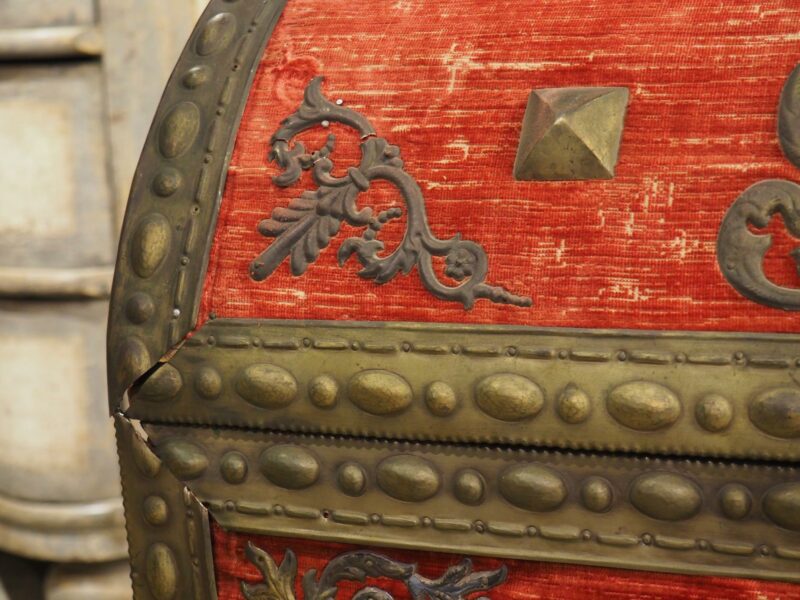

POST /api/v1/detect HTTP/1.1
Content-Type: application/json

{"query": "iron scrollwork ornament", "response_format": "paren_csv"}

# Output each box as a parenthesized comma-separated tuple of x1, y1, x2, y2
(717, 179, 800, 310)
(240, 542, 508, 600)
(249, 77, 532, 310)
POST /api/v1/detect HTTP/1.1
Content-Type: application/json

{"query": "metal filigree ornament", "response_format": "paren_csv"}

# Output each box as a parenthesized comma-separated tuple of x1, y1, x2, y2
(241, 542, 507, 600)
(717, 179, 800, 310)
(249, 77, 532, 310)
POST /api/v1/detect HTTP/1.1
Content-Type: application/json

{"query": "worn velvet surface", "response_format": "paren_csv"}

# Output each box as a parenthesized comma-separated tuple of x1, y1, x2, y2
(201, 0, 800, 597)
(200, 0, 800, 332)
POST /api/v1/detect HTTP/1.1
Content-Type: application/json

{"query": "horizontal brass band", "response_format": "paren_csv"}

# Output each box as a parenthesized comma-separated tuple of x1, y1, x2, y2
(115, 415, 217, 600)
(106, 0, 288, 406)
(144, 424, 800, 583)
(129, 319, 800, 461)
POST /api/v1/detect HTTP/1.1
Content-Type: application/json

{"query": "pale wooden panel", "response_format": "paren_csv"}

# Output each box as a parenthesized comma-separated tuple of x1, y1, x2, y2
(0, 63, 114, 269)
(0, 302, 118, 503)
(99, 0, 206, 229)
(0, 0, 95, 28)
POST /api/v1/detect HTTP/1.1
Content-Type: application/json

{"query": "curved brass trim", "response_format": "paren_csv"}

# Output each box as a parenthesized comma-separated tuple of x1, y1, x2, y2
(106, 0, 289, 408)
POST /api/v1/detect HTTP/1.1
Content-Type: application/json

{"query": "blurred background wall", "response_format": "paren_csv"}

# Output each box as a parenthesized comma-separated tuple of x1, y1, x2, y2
(0, 1, 208, 598)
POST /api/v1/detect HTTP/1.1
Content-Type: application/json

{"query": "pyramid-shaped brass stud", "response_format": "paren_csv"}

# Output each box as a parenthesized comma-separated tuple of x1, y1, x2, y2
(514, 87, 629, 181)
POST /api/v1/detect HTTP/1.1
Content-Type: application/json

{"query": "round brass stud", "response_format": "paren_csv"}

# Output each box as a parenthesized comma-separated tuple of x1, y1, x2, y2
(695, 394, 734, 432)
(376, 455, 441, 502)
(607, 381, 681, 431)
(196, 12, 238, 56)
(158, 102, 201, 159)
(557, 384, 591, 424)
(143, 496, 169, 526)
(131, 432, 161, 479)
(182, 65, 212, 89)
(138, 364, 183, 403)
(453, 469, 485, 506)
(498, 464, 567, 512)
(236, 364, 298, 409)
(194, 366, 223, 400)
(125, 293, 155, 324)
(629, 472, 702, 521)
(749, 388, 800, 439)
(130, 214, 171, 278)
(337, 462, 367, 497)
(425, 381, 457, 416)
(763, 483, 800, 531)
(309, 374, 339, 409)
(159, 440, 209, 480)
(581, 477, 613, 513)
(116, 336, 151, 390)
(348, 370, 413, 416)
(260, 445, 320, 490)
(220, 452, 248, 484)
(475, 373, 544, 422)
(152, 168, 183, 197)
(145, 543, 178, 600)
(718, 484, 752, 520)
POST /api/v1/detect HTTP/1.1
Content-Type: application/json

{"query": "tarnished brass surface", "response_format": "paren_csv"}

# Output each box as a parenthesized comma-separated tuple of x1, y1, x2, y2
(779, 63, 800, 169)
(514, 87, 629, 181)
(106, 0, 288, 406)
(129, 319, 800, 461)
(145, 424, 800, 583)
(717, 180, 800, 310)
(115, 415, 217, 600)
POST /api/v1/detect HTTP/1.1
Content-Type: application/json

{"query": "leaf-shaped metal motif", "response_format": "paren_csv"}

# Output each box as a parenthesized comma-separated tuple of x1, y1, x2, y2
(250, 76, 532, 309)
(242, 543, 507, 600)
(240, 543, 298, 600)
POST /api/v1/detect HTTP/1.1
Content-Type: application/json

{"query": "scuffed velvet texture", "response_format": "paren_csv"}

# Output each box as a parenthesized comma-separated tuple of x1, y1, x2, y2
(201, 0, 800, 597)
(200, 0, 800, 332)
(213, 524, 800, 600)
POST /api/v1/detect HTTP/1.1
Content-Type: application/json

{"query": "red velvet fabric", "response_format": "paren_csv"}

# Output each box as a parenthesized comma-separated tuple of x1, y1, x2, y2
(202, 1, 800, 596)
(200, 0, 800, 333)
(212, 523, 800, 600)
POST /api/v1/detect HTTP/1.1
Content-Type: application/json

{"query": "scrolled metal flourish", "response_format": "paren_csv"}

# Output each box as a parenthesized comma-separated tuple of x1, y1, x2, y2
(249, 76, 532, 310)
(240, 542, 508, 600)
(717, 179, 800, 310)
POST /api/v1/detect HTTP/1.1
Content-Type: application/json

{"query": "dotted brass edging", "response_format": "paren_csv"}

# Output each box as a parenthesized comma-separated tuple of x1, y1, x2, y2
(130, 319, 800, 461)
(145, 425, 800, 583)
(106, 0, 288, 407)
(115, 416, 217, 600)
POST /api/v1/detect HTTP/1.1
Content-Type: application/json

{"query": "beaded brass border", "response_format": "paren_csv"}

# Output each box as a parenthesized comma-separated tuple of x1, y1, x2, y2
(144, 424, 800, 583)
(106, 0, 288, 407)
(129, 319, 800, 462)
